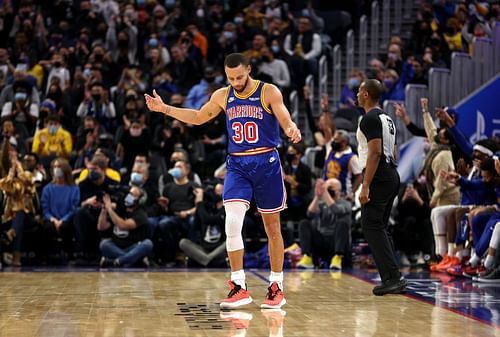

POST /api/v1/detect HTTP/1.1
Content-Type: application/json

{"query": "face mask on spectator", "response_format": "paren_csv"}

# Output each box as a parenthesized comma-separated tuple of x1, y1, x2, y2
(89, 170, 103, 181)
(387, 52, 399, 61)
(271, 45, 280, 54)
(53, 61, 62, 68)
(126, 94, 138, 102)
(331, 141, 342, 152)
(445, 27, 456, 35)
(171, 127, 181, 136)
(234, 17, 244, 25)
(118, 39, 128, 48)
(15, 92, 27, 101)
(383, 79, 394, 89)
(164, 0, 175, 8)
(328, 189, 336, 198)
(53, 167, 64, 178)
(196, 8, 204, 17)
(205, 75, 215, 83)
(83, 68, 92, 78)
(286, 153, 296, 163)
(48, 126, 58, 135)
(149, 38, 159, 47)
(130, 172, 144, 185)
(223, 31, 234, 41)
(47, 91, 61, 101)
(124, 193, 137, 207)
(168, 167, 183, 179)
(92, 93, 101, 101)
(94, 53, 103, 62)
(129, 126, 142, 137)
(348, 78, 360, 89)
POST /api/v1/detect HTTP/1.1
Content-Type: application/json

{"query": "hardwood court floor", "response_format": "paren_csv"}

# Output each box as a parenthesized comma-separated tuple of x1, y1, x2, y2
(0, 269, 498, 337)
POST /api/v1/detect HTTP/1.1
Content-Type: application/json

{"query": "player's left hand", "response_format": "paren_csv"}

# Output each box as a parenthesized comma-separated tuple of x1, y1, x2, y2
(287, 125, 301, 143)
(144, 89, 166, 114)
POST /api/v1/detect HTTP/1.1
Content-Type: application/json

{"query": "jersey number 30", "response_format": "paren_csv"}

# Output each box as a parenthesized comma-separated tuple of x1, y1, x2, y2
(232, 121, 259, 143)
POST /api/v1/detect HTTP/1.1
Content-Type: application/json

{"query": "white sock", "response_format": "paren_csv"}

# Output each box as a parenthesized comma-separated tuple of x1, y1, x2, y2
(484, 255, 495, 269)
(456, 250, 463, 259)
(469, 254, 480, 267)
(231, 269, 246, 289)
(447, 243, 454, 257)
(269, 271, 284, 290)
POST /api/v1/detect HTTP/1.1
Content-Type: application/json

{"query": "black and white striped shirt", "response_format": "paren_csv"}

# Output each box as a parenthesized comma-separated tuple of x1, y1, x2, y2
(356, 108, 397, 171)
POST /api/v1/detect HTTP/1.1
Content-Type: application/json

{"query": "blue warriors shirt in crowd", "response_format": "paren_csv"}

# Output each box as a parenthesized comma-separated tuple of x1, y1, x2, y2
(224, 80, 280, 154)
(323, 149, 356, 194)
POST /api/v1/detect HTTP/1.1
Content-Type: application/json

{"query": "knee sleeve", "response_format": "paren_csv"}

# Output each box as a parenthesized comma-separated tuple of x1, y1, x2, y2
(225, 203, 247, 252)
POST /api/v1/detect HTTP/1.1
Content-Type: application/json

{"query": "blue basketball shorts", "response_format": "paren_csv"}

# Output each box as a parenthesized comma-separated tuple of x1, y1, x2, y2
(223, 149, 287, 213)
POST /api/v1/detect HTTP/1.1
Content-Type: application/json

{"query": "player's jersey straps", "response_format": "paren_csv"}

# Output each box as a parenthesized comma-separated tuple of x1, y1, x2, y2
(225, 81, 280, 154)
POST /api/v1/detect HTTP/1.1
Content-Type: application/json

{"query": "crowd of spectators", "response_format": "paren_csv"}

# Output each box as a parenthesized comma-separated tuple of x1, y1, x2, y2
(0, 0, 359, 268)
(0, 0, 498, 282)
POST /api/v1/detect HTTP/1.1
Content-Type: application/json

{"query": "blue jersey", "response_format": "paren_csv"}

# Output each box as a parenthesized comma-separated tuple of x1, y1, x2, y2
(224, 80, 280, 154)
(323, 149, 355, 193)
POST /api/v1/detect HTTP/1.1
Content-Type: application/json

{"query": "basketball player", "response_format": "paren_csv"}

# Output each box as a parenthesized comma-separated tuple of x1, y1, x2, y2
(356, 79, 407, 295)
(145, 53, 301, 309)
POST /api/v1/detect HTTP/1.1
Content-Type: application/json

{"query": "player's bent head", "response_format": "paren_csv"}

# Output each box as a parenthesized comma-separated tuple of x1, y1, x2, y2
(361, 79, 384, 102)
(224, 53, 251, 92)
(224, 53, 250, 69)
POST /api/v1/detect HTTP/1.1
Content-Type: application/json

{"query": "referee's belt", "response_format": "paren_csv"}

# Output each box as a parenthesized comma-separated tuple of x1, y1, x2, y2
(230, 147, 275, 156)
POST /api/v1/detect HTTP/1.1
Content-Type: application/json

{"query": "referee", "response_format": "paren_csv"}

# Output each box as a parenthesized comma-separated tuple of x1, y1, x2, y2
(356, 79, 407, 295)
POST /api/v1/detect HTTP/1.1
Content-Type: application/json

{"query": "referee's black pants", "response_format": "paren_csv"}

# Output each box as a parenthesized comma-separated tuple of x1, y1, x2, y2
(361, 167, 401, 283)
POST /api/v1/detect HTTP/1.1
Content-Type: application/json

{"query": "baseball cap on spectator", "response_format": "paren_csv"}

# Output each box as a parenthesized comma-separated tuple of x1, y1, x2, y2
(41, 99, 57, 114)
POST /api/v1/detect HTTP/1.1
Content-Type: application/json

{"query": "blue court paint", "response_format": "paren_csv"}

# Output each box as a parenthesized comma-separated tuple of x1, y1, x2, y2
(347, 268, 500, 329)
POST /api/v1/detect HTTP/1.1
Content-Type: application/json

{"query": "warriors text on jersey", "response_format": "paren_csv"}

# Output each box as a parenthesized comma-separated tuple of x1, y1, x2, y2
(224, 80, 280, 154)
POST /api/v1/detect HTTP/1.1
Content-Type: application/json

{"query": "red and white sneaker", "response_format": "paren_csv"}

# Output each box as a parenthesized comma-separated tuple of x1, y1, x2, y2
(220, 280, 253, 309)
(261, 282, 286, 309)
(463, 265, 486, 278)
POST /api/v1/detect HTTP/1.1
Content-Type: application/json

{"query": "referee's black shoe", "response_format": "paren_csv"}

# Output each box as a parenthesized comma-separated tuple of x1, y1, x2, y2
(372, 277, 408, 296)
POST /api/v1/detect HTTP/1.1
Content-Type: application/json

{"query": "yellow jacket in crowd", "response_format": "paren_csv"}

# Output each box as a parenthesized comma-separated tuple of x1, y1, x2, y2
(0, 161, 37, 223)
(32, 126, 72, 159)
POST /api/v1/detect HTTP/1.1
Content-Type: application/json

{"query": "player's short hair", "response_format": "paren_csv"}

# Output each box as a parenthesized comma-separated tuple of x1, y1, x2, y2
(224, 53, 249, 68)
(363, 79, 384, 101)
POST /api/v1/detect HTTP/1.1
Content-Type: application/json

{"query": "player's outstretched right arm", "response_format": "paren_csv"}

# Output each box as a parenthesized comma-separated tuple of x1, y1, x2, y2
(144, 88, 226, 125)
